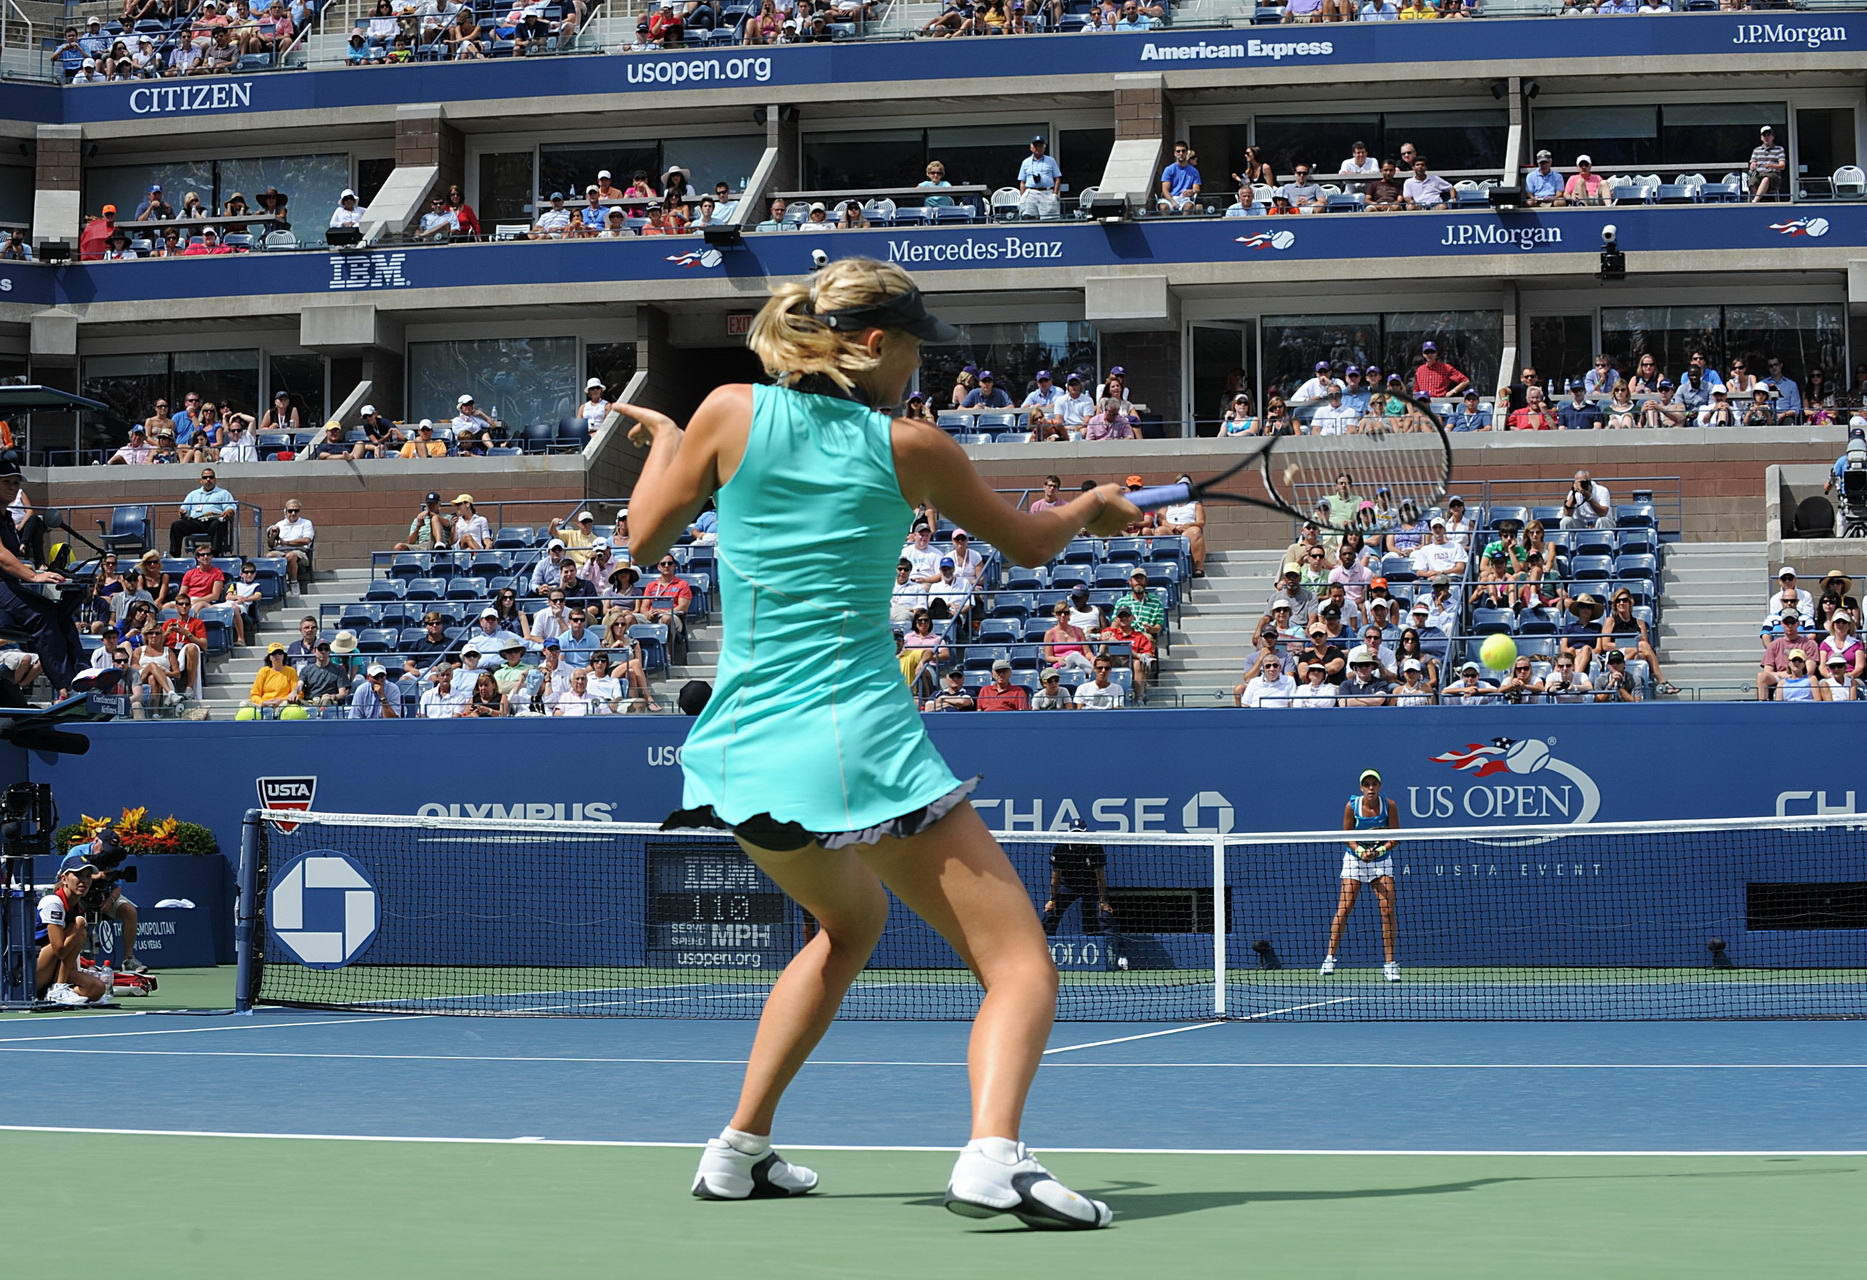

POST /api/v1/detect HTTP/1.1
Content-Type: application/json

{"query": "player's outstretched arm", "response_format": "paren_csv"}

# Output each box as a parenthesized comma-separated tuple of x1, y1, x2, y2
(893, 420, 1139, 567)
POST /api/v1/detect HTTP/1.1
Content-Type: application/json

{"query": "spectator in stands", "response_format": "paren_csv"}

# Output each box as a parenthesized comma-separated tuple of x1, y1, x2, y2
(169, 470, 236, 557)
(1401, 158, 1451, 211)
(133, 551, 173, 611)
(1762, 357, 1802, 423)
(1102, 606, 1155, 699)
(1594, 649, 1639, 702)
(1155, 142, 1202, 214)
(1083, 398, 1135, 441)
(400, 420, 449, 458)
(1742, 387, 1776, 426)
(175, 547, 227, 609)
(305, 421, 357, 462)
(550, 509, 599, 565)
(1539, 650, 1589, 703)
(1026, 475, 1068, 515)
(643, 554, 692, 637)
(450, 495, 491, 550)
(460, 610, 522, 670)
(1070, 656, 1123, 709)
(1817, 653, 1857, 701)
(1522, 150, 1564, 206)
(151, 594, 205, 700)
(1749, 125, 1786, 202)
(641, 201, 687, 236)
(1445, 389, 1491, 432)
(1601, 588, 1676, 694)
(218, 413, 260, 462)
(1563, 155, 1604, 205)
(1147, 481, 1207, 575)
(1583, 354, 1619, 397)
(389, 493, 448, 555)
(1337, 647, 1392, 706)
(1350, 161, 1398, 212)
(1412, 342, 1467, 397)
(973, 659, 1028, 712)
(1505, 386, 1556, 431)
(922, 668, 974, 712)
(1117, 568, 1165, 644)
(413, 661, 466, 717)
(890, 559, 927, 626)
(1019, 370, 1064, 433)
(245, 642, 298, 712)
(225, 560, 263, 645)
(1725, 358, 1761, 400)
(1236, 650, 1296, 707)
(1279, 164, 1326, 213)
(1678, 349, 1725, 395)
(1601, 383, 1638, 430)
(1407, 517, 1465, 582)
(1556, 381, 1604, 431)
(961, 372, 1011, 410)
(1441, 660, 1494, 703)
(1558, 469, 1611, 530)
(1328, 541, 1372, 610)
(1558, 593, 1603, 673)
(349, 662, 404, 718)
(107, 425, 157, 466)
(287, 638, 343, 710)
(523, 538, 568, 595)
(1029, 668, 1070, 710)
(527, 192, 571, 240)
(284, 614, 320, 667)
(1017, 135, 1062, 220)
(455, 668, 500, 716)
(1767, 566, 1813, 623)
(78, 204, 118, 261)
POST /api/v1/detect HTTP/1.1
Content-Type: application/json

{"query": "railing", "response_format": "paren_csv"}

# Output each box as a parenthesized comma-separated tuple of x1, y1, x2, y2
(56, 499, 266, 560)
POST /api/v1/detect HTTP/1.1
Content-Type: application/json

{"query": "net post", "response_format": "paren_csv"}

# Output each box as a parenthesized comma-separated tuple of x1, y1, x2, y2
(1211, 836, 1227, 1018)
(233, 809, 261, 1015)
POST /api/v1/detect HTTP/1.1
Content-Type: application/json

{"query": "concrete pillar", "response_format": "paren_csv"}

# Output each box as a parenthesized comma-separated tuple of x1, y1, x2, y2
(765, 104, 802, 190)
(32, 125, 83, 250)
(394, 105, 464, 206)
(1113, 74, 1174, 152)
(1100, 328, 1183, 435)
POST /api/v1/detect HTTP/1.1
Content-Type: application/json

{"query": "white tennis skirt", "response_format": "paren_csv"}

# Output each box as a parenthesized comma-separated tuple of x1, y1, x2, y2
(1339, 851, 1395, 883)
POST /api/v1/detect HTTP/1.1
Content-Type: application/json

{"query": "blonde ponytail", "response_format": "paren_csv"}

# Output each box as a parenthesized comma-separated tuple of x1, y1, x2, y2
(747, 257, 922, 391)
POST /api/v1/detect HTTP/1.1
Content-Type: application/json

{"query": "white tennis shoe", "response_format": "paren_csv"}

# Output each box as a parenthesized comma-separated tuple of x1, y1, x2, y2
(43, 983, 88, 1006)
(944, 1138, 1113, 1230)
(691, 1134, 818, 1200)
(1319, 955, 1337, 975)
(1383, 962, 1401, 982)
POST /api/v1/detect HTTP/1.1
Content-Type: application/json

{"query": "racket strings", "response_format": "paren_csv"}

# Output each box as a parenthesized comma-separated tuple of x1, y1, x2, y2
(1277, 432, 1451, 527)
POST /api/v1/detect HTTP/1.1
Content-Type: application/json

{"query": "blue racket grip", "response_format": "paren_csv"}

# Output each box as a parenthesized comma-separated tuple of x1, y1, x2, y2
(1127, 482, 1192, 510)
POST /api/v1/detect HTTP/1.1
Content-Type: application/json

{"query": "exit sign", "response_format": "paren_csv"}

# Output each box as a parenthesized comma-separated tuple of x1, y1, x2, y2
(726, 312, 755, 336)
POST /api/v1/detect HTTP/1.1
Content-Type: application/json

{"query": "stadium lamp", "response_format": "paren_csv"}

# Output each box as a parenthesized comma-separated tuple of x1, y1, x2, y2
(325, 226, 363, 249)
(1085, 194, 1128, 224)
(702, 224, 744, 249)
(1487, 187, 1520, 211)
(38, 239, 71, 264)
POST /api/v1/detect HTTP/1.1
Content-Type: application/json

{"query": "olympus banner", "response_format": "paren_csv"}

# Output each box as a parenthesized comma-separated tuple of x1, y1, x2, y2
(5, 13, 1861, 125)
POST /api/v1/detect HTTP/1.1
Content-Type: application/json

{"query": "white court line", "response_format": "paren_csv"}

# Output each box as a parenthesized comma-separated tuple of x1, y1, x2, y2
(0, 1010, 149, 1025)
(1, 1125, 1860, 1157)
(0, 1014, 424, 1045)
(1043, 1022, 1227, 1055)
(2, 1046, 1861, 1069)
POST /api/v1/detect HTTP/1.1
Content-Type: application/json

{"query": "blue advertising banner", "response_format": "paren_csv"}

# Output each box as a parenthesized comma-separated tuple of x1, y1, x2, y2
(0, 263, 56, 308)
(1, 14, 1860, 126)
(44, 202, 1867, 309)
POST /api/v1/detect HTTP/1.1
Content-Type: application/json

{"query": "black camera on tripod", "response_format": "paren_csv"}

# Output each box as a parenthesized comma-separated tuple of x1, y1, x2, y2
(0, 781, 54, 858)
(1839, 437, 1867, 538)
(77, 827, 136, 912)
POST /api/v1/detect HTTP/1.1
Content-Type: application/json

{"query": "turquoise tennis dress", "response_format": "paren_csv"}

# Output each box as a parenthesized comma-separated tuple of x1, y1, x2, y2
(669, 383, 969, 848)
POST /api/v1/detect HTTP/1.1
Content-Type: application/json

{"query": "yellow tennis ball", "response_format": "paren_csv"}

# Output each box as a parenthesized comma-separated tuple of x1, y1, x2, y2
(1480, 633, 1518, 672)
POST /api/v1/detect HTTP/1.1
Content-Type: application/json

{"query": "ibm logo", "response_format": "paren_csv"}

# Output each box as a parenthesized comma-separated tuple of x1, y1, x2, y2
(327, 252, 411, 291)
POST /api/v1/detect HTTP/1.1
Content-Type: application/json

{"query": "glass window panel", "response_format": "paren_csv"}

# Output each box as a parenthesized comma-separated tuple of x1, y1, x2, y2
(82, 352, 168, 432)
(268, 354, 326, 429)
(666, 135, 766, 194)
(586, 342, 638, 394)
(1189, 324, 1256, 436)
(1724, 304, 1844, 389)
(219, 153, 349, 224)
(804, 129, 925, 192)
(1058, 128, 1114, 191)
(1256, 116, 1379, 180)
(1658, 103, 1782, 177)
(926, 125, 1048, 195)
(1531, 105, 1659, 170)
(919, 321, 1096, 411)
(88, 159, 215, 222)
(539, 144, 659, 206)
(1600, 305, 1722, 381)
(479, 152, 534, 226)
(1527, 315, 1595, 397)
(408, 337, 577, 429)
(174, 349, 260, 422)
(1384, 310, 1502, 394)
(1262, 315, 1380, 398)
(0, 165, 31, 227)
(1384, 111, 1507, 174)
(356, 157, 395, 207)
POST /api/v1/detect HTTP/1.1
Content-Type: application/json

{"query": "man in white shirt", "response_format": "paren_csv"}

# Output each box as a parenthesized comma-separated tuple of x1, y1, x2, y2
(1056, 375, 1096, 437)
(415, 193, 458, 242)
(901, 524, 943, 583)
(1290, 661, 1338, 708)
(1021, 371, 1066, 436)
(1016, 135, 1062, 220)
(890, 558, 926, 624)
(420, 662, 471, 717)
(1766, 567, 1814, 624)
(1292, 362, 1338, 404)
(1408, 519, 1467, 580)
(329, 189, 365, 229)
(1337, 141, 1379, 191)
(462, 609, 525, 668)
(533, 589, 571, 641)
(1309, 386, 1358, 435)
(1074, 658, 1128, 709)
(530, 539, 571, 593)
(1557, 469, 1612, 530)
(1238, 654, 1297, 708)
(531, 191, 573, 239)
(268, 499, 315, 594)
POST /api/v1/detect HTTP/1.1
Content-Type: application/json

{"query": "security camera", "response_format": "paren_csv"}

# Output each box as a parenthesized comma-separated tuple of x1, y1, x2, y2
(809, 248, 829, 271)
(1601, 224, 1617, 245)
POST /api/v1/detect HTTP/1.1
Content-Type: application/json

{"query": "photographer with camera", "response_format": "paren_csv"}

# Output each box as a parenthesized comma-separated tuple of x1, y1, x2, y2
(0, 449, 86, 699)
(35, 860, 111, 1005)
(60, 827, 150, 976)
(1823, 427, 1867, 537)
(1558, 469, 1612, 531)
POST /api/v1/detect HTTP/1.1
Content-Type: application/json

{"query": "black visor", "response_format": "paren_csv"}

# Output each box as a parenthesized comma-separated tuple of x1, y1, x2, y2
(807, 287, 960, 344)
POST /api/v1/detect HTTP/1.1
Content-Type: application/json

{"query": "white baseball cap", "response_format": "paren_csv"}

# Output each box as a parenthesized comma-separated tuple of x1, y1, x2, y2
(1402, 658, 1422, 672)
(575, 510, 594, 522)
(1347, 646, 1374, 665)
(598, 169, 612, 179)
(366, 663, 387, 677)
(585, 377, 604, 390)
(340, 188, 357, 200)
(547, 538, 566, 550)
(1778, 566, 1797, 578)
(360, 404, 376, 415)
(479, 607, 500, 620)
(457, 393, 474, 406)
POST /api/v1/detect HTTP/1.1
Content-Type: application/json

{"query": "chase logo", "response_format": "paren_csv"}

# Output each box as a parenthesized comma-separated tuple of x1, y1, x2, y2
(1412, 736, 1603, 839)
(1181, 789, 1235, 834)
(1235, 230, 1295, 251)
(269, 851, 378, 969)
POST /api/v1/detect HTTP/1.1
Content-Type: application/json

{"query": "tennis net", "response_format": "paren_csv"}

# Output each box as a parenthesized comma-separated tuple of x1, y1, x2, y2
(240, 808, 1867, 1020)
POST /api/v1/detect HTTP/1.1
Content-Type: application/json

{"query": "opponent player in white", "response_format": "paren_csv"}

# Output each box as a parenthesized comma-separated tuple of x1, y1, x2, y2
(1320, 767, 1400, 982)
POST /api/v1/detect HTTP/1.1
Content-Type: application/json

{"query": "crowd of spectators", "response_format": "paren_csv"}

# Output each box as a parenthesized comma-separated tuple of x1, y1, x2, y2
(53, 2, 314, 83)
(75, 186, 294, 259)
(1755, 565, 1862, 701)
(343, 0, 587, 63)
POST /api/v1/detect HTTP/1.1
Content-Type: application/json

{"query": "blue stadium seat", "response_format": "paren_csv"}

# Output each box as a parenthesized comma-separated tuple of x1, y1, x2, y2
(1515, 636, 1556, 662)
(196, 604, 234, 653)
(100, 505, 152, 556)
(363, 579, 405, 602)
(1568, 554, 1613, 581)
(629, 623, 670, 673)
(1103, 537, 1148, 563)
(1003, 564, 1048, 591)
(1617, 530, 1657, 559)
(976, 413, 1016, 432)
(356, 627, 397, 654)
(934, 207, 977, 224)
(378, 604, 415, 630)
(1567, 531, 1615, 559)
(1614, 553, 1658, 582)
(1514, 611, 1557, 635)
(1006, 644, 1042, 671)
(963, 645, 1008, 673)
(935, 412, 970, 431)
(1615, 504, 1657, 529)
(467, 552, 507, 579)
(385, 552, 428, 580)
(485, 574, 519, 598)
(445, 576, 485, 600)
(1470, 607, 1513, 635)
(403, 576, 447, 602)
(1528, 505, 1565, 526)
(988, 592, 1035, 621)
(1380, 554, 1416, 583)
(1487, 505, 1527, 530)
(248, 559, 286, 602)
(1047, 564, 1090, 591)
(338, 603, 380, 630)
(1021, 616, 1054, 643)
(557, 417, 590, 451)
(975, 617, 1021, 645)
(1060, 538, 1101, 565)
(397, 627, 428, 651)
(952, 433, 990, 445)
(1093, 563, 1135, 589)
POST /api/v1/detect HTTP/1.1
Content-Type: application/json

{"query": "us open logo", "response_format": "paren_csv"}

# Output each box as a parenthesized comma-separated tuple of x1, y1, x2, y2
(269, 851, 379, 969)
(258, 776, 317, 834)
(1235, 230, 1295, 252)
(1412, 736, 1603, 845)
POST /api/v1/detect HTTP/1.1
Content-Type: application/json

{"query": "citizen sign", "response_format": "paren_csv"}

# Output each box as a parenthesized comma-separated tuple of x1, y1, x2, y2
(328, 252, 411, 290)
(1439, 223, 1563, 251)
(128, 81, 254, 115)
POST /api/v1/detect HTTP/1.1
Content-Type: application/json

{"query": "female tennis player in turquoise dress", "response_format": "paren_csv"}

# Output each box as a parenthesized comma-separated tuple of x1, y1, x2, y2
(1321, 767, 1401, 982)
(618, 257, 1133, 1229)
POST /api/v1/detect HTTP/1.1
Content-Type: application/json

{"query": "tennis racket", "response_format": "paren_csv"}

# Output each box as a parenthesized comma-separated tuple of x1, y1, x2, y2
(1127, 389, 1454, 534)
